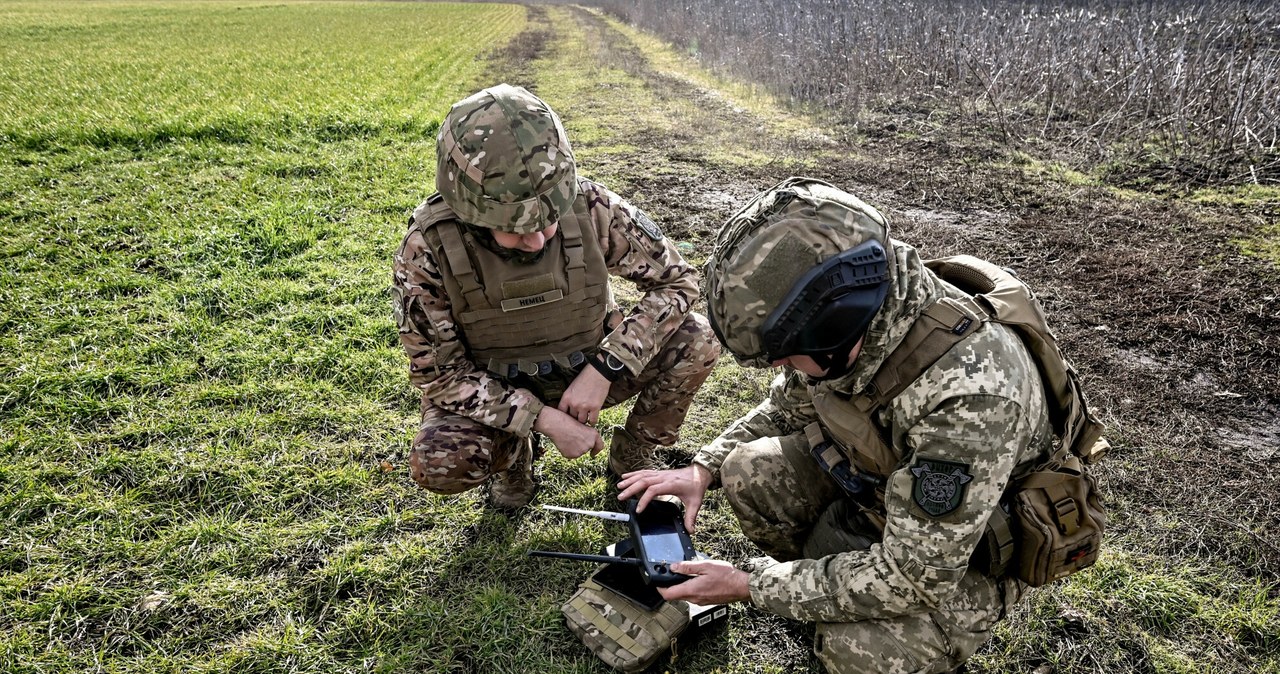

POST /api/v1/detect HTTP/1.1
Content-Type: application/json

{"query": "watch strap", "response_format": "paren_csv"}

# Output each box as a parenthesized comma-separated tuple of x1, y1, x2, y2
(588, 352, 624, 383)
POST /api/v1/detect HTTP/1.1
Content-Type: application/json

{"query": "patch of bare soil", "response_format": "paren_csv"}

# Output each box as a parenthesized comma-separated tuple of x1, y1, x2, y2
(557, 7, 1280, 584)
(478, 5, 552, 92)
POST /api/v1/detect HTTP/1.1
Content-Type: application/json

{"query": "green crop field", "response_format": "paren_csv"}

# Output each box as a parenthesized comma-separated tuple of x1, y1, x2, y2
(2, 1, 1277, 673)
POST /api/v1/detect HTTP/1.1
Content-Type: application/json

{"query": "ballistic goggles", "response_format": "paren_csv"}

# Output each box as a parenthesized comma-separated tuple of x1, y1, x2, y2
(751, 239, 890, 365)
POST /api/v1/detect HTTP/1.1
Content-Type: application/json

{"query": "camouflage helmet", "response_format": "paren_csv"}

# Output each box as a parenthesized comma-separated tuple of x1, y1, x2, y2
(436, 84, 577, 234)
(703, 177, 893, 368)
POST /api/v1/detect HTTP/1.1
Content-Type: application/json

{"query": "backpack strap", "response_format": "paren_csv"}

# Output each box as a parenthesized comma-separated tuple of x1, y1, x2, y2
(926, 256, 1109, 464)
(863, 296, 985, 409)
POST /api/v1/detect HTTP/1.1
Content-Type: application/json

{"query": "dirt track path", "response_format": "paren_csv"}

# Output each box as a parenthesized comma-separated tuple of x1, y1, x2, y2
(468, 5, 1280, 671)
(497, 0, 1280, 618)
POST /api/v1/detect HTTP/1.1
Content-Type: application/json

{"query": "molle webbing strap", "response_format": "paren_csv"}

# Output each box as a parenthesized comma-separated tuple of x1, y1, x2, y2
(571, 597, 642, 654)
(568, 580, 686, 658)
(468, 297, 603, 355)
(438, 119, 486, 185)
(654, 601, 687, 634)
(410, 194, 453, 230)
(434, 222, 488, 310)
(1019, 468, 1084, 536)
(805, 423, 846, 470)
(559, 210, 587, 292)
(865, 297, 985, 409)
(804, 421, 847, 471)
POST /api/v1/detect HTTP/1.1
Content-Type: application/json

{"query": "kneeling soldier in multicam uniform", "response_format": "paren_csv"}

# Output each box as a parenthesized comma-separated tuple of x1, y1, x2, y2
(392, 84, 720, 509)
(620, 178, 1104, 673)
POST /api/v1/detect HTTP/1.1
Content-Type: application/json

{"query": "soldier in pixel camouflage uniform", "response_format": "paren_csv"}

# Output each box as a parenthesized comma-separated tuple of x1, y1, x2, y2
(619, 178, 1054, 673)
(392, 84, 719, 509)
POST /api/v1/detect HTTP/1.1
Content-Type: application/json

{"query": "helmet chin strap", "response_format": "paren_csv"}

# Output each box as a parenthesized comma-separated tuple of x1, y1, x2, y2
(810, 347, 857, 381)
(798, 320, 866, 381)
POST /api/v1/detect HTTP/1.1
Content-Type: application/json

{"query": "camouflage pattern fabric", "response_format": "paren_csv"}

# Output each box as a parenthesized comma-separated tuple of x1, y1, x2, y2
(702, 178, 891, 367)
(810, 569, 1020, 674)
(408, 312, 718, 493)
(693, 177, 1051, 672)
(407, 398, 527, 494)
(563, 572, 691, 672)
(436, 84, 577, 234)
(601, 312, 719, 448)
(395, 179, 715, 492)
(712, 316, 1044, 672)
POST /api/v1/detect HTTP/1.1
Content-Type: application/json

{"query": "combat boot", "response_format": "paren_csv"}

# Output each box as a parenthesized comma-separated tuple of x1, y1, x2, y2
(488, 436, 538, 510)
(607, 426, 660, 478)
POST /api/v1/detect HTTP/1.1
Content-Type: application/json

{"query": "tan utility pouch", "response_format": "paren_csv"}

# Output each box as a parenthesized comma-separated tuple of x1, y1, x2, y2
(1011, 454, 1106, 586)
(562, 571, 690, 672)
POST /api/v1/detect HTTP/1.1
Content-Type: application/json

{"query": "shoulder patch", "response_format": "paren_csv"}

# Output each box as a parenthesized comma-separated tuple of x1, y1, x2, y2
(633, 208, 663, 241)
(909, 458, 973, 518)
(388, 285, 407, 330)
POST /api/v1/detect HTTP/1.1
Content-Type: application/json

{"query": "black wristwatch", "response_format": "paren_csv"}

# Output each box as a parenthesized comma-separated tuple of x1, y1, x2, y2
(588, 351, 627, 382)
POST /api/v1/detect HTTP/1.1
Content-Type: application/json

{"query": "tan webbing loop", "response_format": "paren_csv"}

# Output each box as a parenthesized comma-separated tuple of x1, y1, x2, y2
(435, 222, 488, 310)
(867, 297, 983, 407)
(819, 445, 846, 469)
(571, 595, 642, 653)
(598, 620, 640, 653)
(804, 422, 826, 450)
(655, 602, 687, 632)
(559, 211, 587, 292)
(438, 119, 487, 185)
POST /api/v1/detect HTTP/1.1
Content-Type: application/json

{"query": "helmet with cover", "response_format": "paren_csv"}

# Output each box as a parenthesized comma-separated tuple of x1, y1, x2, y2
(436, 84, 577, 234)
(704, 178, 893, 374)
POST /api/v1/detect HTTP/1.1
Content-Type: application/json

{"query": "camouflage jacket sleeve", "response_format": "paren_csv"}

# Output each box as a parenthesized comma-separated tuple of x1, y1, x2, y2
(692, 369, 818, 481)
(391, 221, 545, 436)
(748, 323, 1050, 621)
(582, 180, 701, 376)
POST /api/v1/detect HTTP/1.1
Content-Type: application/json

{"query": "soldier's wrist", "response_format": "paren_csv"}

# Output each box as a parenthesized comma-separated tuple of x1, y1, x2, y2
(689, 462, 715, 489)
(521, 399, 548, 435)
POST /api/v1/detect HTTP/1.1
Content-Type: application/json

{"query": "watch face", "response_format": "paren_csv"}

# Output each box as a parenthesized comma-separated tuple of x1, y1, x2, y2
(605, 353, 625, 371)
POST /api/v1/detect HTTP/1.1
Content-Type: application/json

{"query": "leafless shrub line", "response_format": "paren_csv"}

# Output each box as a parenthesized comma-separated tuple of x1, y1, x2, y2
(581, 0, 1280, 186)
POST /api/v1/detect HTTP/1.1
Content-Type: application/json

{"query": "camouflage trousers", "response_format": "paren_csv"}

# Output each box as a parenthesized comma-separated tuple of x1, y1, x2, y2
(409, 312, 720, 494)
(721, 434, 1024, 674)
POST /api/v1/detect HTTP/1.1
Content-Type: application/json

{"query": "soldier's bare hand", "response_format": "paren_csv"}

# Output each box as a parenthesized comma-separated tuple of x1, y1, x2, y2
(617, 464, 712, 533)
(534, 406, 604, 460)
(657, 559, 751, 605)
(558, 366, 612, 426)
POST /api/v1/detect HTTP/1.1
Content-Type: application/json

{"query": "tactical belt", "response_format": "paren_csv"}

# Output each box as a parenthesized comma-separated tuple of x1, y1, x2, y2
(492, 349, 588, 379)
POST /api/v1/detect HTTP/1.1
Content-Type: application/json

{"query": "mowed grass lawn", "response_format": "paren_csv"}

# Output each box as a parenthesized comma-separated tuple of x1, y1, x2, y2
(0, 2, 602, 672)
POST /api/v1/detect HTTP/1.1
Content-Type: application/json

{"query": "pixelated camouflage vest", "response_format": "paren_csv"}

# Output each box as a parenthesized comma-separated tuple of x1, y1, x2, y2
(810, 255, 1109, 490)
(807, 256, 1110, 581)
(410, 193, 611, 377)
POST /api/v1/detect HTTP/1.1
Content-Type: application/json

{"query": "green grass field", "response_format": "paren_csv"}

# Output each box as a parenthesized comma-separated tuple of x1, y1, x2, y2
(2, 2, 1277, 673)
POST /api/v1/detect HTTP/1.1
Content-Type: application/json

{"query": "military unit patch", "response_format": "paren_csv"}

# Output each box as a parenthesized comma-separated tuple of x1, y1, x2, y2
(388, 285, 407, 329)
(910, 458, 973, 517)
(633, 209, 664, 241)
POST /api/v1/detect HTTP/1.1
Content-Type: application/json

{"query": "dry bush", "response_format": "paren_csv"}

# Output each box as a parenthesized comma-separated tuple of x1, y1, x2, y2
(586, 0, 1280, 187)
